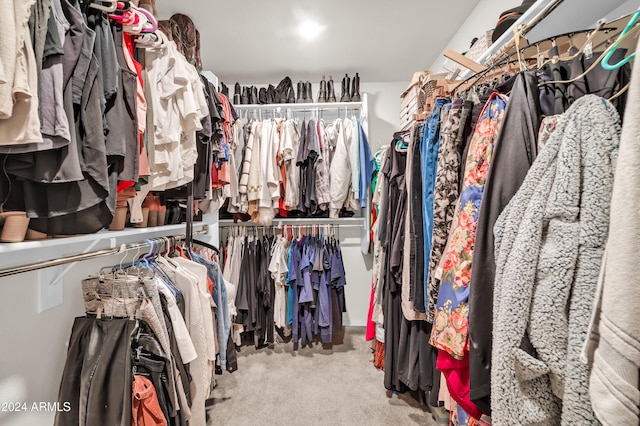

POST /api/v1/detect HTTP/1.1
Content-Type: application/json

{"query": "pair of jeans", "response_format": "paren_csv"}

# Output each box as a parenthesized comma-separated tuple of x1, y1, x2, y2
(421, 97, 451, 313)
(426, 99, 464, 323)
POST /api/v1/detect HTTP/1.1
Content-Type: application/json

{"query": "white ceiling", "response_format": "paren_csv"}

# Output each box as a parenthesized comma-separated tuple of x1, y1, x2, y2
(156, 0, 481, 85)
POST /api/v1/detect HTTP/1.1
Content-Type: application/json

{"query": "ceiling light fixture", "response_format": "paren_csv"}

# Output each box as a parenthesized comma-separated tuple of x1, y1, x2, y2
(299, 20, 324, 40)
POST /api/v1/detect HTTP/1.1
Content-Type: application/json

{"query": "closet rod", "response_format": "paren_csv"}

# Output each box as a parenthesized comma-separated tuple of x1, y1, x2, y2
(219, 224, 365, 229)
(484, 0, 565, 67)
(233, 101, 363, 111)
(0, 227, 209, 279)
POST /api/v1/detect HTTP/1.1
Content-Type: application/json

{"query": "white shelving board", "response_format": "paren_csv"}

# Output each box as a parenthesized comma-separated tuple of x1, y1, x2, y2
(0, 215, 217, 271)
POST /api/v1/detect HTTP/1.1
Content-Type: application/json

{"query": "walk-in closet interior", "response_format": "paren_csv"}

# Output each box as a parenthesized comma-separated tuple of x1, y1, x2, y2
(0, 0, 639, 425)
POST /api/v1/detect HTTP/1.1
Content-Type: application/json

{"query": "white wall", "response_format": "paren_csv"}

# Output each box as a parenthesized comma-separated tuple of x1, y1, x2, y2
(338, 225, 374, 327)
(0, 253, 134, 426)
(360, 81, 407, 152)
(427, 0, 521, 73)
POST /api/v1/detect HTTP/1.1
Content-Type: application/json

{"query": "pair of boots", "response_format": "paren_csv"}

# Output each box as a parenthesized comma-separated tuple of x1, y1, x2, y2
(317, 76, 337, 103)
(296, 81, 314, 103)
(234, 85, 259, 105)
(340, 73, 361, 102)
(232, 78, 296, 105)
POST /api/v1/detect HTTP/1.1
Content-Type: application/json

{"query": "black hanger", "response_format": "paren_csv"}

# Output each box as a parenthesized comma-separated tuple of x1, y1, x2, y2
(193, 239, 220, 255)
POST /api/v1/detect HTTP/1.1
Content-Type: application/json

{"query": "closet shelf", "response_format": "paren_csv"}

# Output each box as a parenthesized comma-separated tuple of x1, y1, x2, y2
(0, 222, 211, 272)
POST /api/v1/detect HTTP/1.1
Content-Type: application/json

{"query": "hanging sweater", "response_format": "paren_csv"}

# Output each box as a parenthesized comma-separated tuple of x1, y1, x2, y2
(581, 37, 640, 426)
(491, 95, 619, 425)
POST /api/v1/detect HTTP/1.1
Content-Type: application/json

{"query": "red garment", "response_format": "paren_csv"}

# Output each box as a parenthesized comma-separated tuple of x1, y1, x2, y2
(217, 93, 233, 146)
(132, 375, 167, 426)
(436, 350, 483, 421)
(117, 180, 136, 192)
(365, 276, 376, 341)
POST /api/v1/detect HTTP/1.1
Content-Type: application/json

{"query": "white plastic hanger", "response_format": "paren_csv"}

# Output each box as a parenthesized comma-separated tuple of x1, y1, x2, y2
(89, 0, 118, 12)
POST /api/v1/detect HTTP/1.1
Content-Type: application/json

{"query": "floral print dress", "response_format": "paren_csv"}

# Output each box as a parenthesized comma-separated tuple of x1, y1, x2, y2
(430, 93, 508, 358)
(430, 93, 508, 425)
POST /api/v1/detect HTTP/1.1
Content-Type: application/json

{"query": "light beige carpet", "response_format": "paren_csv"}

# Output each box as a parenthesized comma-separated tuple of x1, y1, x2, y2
(206, 327, 438, 426)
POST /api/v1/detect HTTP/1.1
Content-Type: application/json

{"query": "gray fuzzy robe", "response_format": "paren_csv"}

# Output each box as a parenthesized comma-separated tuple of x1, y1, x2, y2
(491, 95, 620, 425)
(582, 37, 640, 425)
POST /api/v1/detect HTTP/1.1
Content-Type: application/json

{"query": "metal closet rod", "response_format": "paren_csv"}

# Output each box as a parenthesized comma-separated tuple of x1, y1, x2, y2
(484, 0, 566, 67)
(233, 101, 362, 110)
(219, 224, 364, 229)
(0, 227, 209, 279)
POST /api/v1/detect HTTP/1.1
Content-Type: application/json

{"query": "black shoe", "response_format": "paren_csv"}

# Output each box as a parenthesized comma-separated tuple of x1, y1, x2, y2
(276, 77, 292, 103)
(286, 80, 295, 103)
(259, 87, 267, 104)
(327, 76, 337, 102)
(220, 82, 229, 98)
(304, 81, 312, 103)
(234, 82, 241, 105)
(241, 86, 249, 104)
(267, 84, 276, 104)
(340, 74, 351, 102)
(351, 72, 361, 102)
(296, 81, 304, 103)
(318, 76, 326, 103)
(250, 86, 258, 104)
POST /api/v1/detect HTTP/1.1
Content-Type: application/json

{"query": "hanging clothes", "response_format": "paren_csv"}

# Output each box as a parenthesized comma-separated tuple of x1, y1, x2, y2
(55, 240, 234, 426)
(581, 37, 640, 426)
(491, 95, 620, 425)
(467, 71, 542, 414)
(222, 226, 348, 349)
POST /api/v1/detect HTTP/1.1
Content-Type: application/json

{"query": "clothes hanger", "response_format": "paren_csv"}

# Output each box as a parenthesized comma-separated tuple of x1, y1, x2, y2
(539, 24, 640, 87)
(89, 0, 118, 12)
(536, 21, 607, 69)
(132, 5, 158, 33)
(452, 54, 520, 97)
(608, 81, 631, 102)
(601, 11, 640, 70)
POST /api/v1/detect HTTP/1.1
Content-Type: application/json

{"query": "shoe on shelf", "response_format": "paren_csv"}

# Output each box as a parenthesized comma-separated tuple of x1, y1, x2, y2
(296, 81, 304, 103)
(340, 73, 351, 102)
(220, 82, 229, 98)
(318, 76, 326, 103)
(233, 82, 241, 105)
(241, 86, 249, 104)
(134, 208, 150, 228)
(327, 76, 337, 102)
(0, 211, 30, 242)
(250, 86, 258, 104)
(259, 87, 267, 104)
(304, 81, 312, 103)
(351, 72, 361, 102)
(267, 84, 276, 104)
(276, 77, 292, 103)
(286, 79, 295, 103)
